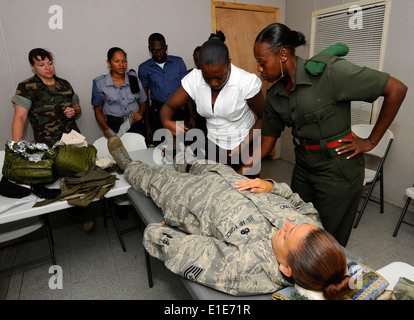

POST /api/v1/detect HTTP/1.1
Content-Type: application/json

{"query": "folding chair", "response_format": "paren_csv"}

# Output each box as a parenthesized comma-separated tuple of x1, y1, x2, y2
(393, 185, 414, 237)
(0, 150, 56, 272)
(352, 124, 394, 228)
(0, 216, 56, 272)
(93, 133, 147, 251)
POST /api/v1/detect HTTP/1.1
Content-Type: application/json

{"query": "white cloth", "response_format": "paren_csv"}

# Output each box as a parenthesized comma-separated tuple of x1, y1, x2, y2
(54, 130, 88, 147)
(181, 64, 262, 150)
(295, 284, 325, 300)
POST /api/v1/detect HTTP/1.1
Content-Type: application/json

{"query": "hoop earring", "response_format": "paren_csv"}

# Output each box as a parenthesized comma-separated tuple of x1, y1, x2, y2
(280, 58, 284, 78)
(279, 46, 284, 79)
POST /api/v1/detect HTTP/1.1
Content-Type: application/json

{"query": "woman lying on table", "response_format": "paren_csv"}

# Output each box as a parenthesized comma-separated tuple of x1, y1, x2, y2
(108, 136, 353, 299)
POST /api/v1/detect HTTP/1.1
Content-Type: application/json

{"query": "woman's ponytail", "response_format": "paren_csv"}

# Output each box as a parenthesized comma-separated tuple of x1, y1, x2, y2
(289, 30, 306, 48)
(323, 274, 353, 300)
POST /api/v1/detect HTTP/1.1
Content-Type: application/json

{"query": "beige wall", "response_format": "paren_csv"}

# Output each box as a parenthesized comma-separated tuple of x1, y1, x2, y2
(284, 0, 414, 209)
(0, 0, 285, 146)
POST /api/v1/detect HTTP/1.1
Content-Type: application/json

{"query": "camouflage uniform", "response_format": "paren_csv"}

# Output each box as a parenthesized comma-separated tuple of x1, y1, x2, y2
(124, 159, 323, 296)
(11, 74, 80, 147)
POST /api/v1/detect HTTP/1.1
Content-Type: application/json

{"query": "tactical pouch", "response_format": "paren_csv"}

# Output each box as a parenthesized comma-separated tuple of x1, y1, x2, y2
(2, 140, 56, 185)
(53, 144, 97, 177)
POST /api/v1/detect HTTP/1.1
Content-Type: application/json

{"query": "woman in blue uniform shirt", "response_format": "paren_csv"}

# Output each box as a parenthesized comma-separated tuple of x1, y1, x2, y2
(92, 47, 147, 139)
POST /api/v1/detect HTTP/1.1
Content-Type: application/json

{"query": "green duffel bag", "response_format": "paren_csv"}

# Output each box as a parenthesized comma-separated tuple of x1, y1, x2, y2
(2, 140, 56, 185)
(53, 144, 97, 177)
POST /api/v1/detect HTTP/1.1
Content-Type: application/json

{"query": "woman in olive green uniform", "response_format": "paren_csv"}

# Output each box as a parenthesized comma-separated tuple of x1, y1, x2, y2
(251, 23, 407, 246)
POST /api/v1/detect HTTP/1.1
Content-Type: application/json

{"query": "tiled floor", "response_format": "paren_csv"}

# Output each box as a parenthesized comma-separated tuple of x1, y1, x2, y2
(1, 158, 413, 300)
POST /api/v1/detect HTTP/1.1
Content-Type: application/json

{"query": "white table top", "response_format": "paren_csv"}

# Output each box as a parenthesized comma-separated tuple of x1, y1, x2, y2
(376, 261, 414, 290)
(0, 147, 172, 225)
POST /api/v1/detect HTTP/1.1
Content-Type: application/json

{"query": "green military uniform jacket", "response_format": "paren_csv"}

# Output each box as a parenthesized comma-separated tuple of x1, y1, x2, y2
(33, 166, 116, 208)
(261, 54, 390, 247)
(12, 74, 80, 146)
(262, 55, 389, 141)
(124, 160, 323, 296)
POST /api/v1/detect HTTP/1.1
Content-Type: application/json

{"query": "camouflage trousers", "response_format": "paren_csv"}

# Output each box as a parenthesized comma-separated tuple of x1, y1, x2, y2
(123, 159, 293, 295)
(124, 159, 243, 235)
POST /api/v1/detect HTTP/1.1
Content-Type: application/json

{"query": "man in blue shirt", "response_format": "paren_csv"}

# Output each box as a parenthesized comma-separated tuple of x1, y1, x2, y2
(138, 33, 193, 145)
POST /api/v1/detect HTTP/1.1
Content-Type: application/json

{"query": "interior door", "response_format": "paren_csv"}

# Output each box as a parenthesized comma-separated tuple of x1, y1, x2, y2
(211, 1, 279, 95)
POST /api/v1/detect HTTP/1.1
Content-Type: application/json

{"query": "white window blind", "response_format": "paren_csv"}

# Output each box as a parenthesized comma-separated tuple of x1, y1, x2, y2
(310, 0, 390, 125)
